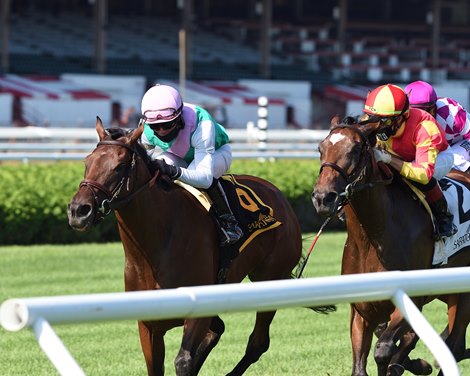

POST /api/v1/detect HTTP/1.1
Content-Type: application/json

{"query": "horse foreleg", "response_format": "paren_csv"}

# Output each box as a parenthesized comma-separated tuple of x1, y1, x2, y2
(377, 308, 432, 376)
(350, 305, 374, 376)
(138, 321, 166, 376)
(193, 316, 225, 374)
(443, 293, 470, 363)
(226, 310, 276, 376)
(374, 310, 410, 375)
(175, 317, 212, 376)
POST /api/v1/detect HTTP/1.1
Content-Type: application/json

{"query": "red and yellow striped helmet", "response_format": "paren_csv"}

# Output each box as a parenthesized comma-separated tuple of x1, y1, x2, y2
(363, 84, 409, 117)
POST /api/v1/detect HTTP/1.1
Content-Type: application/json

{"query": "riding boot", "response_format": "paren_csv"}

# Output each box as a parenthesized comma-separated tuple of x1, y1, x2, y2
(205, 179, 244, 246)
(426, 187, 457, 240)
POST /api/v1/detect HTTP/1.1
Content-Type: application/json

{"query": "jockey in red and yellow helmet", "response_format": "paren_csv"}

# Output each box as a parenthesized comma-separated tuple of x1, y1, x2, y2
(362, 84, 456, 240)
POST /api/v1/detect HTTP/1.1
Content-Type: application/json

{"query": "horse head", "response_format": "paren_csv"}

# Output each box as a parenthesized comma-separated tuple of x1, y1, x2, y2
(312, 115, 384, 217)
(67, 117, 148, 231)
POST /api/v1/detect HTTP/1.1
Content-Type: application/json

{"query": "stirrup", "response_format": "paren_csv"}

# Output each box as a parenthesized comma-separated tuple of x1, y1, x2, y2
(219, 226, 243, 246)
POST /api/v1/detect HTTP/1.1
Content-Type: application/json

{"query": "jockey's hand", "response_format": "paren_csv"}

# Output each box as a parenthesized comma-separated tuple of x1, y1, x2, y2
(152, 159, 181, 179)
(373, 148, 392, 164)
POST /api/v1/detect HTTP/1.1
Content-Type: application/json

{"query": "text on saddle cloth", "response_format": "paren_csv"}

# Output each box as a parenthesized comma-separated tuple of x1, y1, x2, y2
(174, 174, 282, 253)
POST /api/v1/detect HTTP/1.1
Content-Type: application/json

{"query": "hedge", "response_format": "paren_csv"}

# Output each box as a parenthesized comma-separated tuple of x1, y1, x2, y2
(0, 160, 342, 245)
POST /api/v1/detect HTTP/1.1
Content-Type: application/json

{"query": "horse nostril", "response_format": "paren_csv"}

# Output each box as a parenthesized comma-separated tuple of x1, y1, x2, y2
(324, 192, 338, 206)
(76, 204, 92, 218)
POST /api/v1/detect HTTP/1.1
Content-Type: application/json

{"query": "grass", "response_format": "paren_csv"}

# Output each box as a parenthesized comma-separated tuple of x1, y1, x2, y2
(0, 234, 469, 375)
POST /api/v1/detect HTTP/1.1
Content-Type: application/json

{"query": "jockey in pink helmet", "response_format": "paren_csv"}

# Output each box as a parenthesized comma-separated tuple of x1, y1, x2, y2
(362, 83, 456, 239)
(140, 84, 243, 246)
(405, 80, 470, 172)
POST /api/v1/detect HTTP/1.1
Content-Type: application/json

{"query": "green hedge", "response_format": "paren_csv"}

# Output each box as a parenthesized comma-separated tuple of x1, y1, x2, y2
(0, 160, 342, 245)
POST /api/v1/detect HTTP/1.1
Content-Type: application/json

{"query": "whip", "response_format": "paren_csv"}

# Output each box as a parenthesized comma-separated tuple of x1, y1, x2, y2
(295, 206, 344, 279)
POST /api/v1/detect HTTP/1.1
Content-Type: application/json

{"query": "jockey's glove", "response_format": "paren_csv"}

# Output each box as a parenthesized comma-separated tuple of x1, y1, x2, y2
(152, 159, 182, 180)
(373, 147, 392, 164)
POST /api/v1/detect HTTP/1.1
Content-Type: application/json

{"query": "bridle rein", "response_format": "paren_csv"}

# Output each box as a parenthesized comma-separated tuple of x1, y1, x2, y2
(79, 139, 158, 221)
(319, 124, 393, 206)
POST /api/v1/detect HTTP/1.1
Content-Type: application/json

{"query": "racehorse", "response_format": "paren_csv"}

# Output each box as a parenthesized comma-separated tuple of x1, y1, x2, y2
(67, 118, 303, 376)
(311, 116, 470, 376)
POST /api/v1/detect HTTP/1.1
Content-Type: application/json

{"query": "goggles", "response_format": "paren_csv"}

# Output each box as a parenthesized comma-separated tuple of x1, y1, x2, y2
(147, 119, 178, 131)
(144, 104, 183, 124)
(359, 114, 396, 127)
(359, 114, 400, 141)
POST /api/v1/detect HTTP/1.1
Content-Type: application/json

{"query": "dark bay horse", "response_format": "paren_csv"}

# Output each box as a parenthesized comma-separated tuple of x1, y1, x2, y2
(67, 118, 303, 376)
(311, 116, 470, 376)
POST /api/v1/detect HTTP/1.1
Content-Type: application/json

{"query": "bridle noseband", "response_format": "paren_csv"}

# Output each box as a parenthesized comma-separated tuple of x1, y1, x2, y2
(319, 124, 392, 204)
(79, 139, 158, 222)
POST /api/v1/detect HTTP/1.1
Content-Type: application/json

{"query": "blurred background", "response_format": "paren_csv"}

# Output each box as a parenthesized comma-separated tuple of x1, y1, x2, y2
(0, 0, 469, 129)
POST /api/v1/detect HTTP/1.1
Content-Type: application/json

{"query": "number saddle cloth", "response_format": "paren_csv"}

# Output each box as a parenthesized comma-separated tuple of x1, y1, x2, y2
(405, 177, 470, 265)
(174, 174, 282, 253)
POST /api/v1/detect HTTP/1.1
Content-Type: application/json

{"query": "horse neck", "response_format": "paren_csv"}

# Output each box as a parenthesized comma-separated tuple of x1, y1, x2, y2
(347, 183, 390, 241)
(114, 182, 176, 263)
(345, 178, 434, 270)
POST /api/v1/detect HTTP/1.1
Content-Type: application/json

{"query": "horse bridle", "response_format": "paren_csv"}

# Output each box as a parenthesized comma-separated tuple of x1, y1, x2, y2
(319, 124, 392, 205)
(79, 139, 158, 221)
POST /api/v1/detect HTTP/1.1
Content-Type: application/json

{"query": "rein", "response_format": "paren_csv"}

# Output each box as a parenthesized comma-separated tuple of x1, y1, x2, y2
(320, 124, 393, 204)
(79, 139, 159, 220)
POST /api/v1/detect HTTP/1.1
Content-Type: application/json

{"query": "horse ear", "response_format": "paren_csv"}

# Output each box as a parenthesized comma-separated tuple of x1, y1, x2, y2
(358, 122, 380, 144)
(96, 116, 107, 140)
(129, 120, 144, 144)
(330, 115, 341, 128)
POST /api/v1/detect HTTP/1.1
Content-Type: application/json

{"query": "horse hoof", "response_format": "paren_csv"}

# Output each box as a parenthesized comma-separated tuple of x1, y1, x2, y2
(374, 322, 388, 338)
(387, 363, 405, 376)
(404, 358, 433, 375)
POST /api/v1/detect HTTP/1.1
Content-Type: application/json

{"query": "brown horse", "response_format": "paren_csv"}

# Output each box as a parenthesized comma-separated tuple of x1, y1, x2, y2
(311, 116, 470, 376)
(67, 118, 303, 376)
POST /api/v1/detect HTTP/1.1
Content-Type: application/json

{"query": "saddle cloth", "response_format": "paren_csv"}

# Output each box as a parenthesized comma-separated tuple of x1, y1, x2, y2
(433, 177, 470, 265)
(406, 176, 470, 265)
(175, 174, 282, 253)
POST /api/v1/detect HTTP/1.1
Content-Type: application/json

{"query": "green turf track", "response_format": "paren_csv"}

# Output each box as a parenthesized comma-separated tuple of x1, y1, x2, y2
(0, 233, 469, 375)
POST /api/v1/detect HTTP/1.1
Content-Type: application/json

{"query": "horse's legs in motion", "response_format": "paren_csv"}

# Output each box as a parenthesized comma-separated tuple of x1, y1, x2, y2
(443, 293, 470, 364)
(174, 317, 213, 376)
(138, 321, 166, 376)
(350, 306, 375, 376)
(374, 314, 411, 376)
(193, 316, 226, 374)
(374, 306, 432, 376)
(226, 310, 276, 376)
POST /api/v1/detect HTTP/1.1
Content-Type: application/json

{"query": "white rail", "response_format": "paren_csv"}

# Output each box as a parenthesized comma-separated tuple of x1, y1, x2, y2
(0, 127, 326, 161)
(2, 267, 470, 375)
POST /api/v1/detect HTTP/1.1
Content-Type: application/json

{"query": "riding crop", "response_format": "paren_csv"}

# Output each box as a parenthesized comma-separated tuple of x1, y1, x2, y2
(295, 206, 344, 279)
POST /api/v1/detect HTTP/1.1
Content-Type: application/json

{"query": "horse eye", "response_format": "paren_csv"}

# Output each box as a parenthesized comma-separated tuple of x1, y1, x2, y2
(114, 163, 126, 173)
(351, 144, 362, 158)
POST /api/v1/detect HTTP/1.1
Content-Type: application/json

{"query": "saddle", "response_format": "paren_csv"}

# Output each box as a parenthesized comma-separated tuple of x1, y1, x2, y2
(174, 175, 282, 277)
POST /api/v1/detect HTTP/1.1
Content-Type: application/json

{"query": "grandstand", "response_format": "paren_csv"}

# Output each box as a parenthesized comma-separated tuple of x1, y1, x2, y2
(1, 0, 470, 127)
(2, 0, 470, 84)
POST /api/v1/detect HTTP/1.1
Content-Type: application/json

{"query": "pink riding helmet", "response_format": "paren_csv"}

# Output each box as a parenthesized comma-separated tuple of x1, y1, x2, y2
(404, 81, 437, 107)
(141, 84, 183, 124)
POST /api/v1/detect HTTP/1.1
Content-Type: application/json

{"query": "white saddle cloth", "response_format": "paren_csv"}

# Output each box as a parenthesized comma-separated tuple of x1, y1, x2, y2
(434, 177, 470, 265)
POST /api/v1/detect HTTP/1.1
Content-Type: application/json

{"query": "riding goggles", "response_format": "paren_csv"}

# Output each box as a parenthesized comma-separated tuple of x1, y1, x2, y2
(359, 114, 396, 127)
(144, 104, 183, 124)
(147, 119, 179, 131)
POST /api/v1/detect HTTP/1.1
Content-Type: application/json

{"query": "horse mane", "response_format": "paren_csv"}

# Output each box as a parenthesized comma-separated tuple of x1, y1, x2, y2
(104, 127, 157, 176)
(342, 115, 360, 125)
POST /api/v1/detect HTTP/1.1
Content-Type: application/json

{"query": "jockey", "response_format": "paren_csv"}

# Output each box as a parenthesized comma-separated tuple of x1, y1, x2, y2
(405, 80, 470, 172)
(140, 84, 243, 246)
(361, 83, 457, 240)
